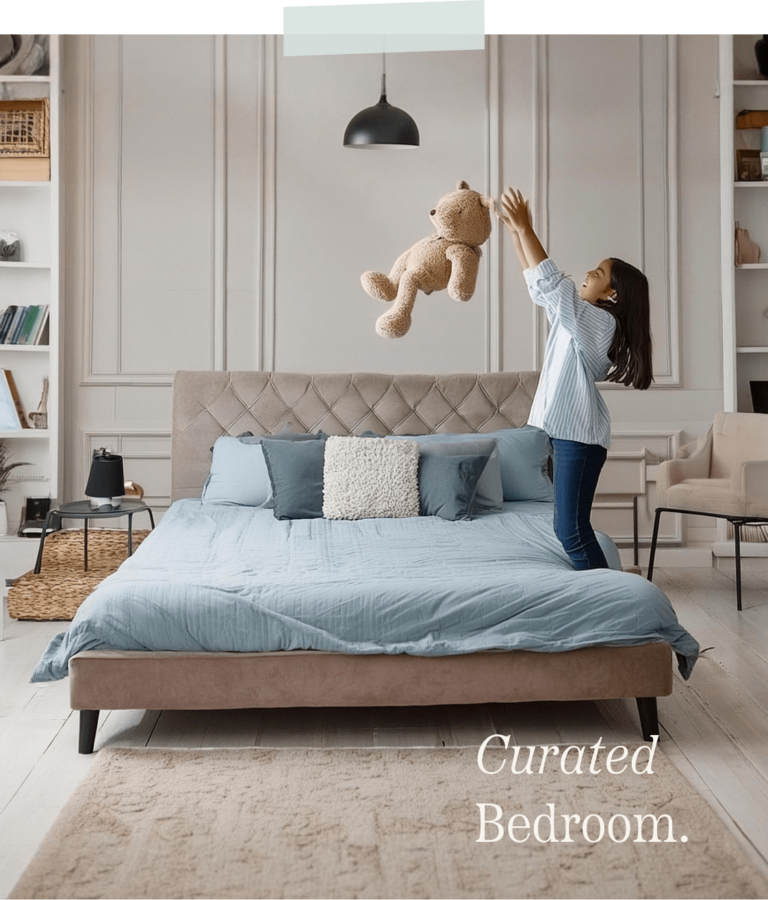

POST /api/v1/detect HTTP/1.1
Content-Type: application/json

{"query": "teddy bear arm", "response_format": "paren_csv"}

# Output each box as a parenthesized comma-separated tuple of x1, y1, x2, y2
(446, 245, 480, 302)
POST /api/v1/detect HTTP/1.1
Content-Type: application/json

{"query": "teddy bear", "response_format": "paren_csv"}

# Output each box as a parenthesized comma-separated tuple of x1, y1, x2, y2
(361, 180, 495, 338)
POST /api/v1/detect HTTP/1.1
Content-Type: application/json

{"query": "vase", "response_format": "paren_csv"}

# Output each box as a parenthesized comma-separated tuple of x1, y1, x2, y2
(756, 36, 768, 77)
(0, 501, 8, 537)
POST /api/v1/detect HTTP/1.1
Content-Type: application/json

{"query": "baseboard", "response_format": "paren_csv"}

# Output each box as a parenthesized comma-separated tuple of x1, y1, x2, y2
(712, 541, 768, 558)
(618, 547, 713, 568)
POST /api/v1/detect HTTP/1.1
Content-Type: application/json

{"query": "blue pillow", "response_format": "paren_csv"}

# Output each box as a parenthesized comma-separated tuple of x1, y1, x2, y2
(202, 436, 272, 506)
(202, 432, 324, 506)
(419, 451, 492, 520)
(261, 438, 327, 520)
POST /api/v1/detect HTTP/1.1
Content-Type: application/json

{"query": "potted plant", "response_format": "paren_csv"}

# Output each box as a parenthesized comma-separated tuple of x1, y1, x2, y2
(0, 440, 29, 536)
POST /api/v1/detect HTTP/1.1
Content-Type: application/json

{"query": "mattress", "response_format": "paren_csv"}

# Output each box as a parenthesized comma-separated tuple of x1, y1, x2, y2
(31, 499, 700, 683)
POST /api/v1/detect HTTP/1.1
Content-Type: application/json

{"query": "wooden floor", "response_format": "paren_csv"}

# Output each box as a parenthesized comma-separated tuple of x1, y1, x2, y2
(1, 561, 768, 897)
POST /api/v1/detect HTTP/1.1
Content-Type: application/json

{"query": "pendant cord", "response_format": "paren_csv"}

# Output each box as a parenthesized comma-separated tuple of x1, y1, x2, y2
(380, 51, 387, 101)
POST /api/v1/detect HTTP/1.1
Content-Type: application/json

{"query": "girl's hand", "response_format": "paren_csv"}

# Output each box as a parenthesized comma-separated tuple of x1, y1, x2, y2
(498, 187, 533, 233)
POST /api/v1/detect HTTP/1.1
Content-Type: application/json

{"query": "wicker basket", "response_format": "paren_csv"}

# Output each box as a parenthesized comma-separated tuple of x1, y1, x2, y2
(7, 528, 149, 621)
(0, 99, 49, 157)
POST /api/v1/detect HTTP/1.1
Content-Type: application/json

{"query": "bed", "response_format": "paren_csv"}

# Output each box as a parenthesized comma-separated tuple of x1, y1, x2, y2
(31, 371, 699, 753)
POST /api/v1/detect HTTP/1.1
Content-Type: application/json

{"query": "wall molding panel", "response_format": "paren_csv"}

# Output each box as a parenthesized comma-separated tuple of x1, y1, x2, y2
(485, 34, 502, 374)
(83, 35, 222, 386)
(528, 35, 681, 388)
(596, 428, 684, 544)
(532, 34, 549, 371)
(256, 35, 278, 372)
(213, 34, 228, 372)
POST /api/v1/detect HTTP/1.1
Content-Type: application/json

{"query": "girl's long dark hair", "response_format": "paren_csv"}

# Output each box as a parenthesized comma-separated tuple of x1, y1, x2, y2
(596, 258, 654, 390)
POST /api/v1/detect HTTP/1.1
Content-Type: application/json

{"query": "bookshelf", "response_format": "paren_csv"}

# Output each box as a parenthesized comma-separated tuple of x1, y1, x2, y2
(0, 36, 60, 539)
(720, 36, 768, 413)
(717, 35, 768, 561)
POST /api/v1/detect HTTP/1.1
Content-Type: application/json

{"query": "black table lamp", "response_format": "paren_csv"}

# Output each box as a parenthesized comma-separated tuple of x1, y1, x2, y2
(85, 448, 125, 508)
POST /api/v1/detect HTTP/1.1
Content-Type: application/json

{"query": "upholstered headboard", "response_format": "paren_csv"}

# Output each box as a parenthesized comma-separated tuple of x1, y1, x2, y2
(171, 371, 540, 502)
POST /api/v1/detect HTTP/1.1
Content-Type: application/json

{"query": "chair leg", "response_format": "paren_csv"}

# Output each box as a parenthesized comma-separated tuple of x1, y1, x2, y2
(734, 520, 743, 612)
(647, 509, 663, 582)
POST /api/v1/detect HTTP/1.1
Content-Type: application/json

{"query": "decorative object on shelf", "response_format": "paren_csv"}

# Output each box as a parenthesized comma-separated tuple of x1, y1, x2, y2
(0, 230, 19, 260)
(751, 380, 768, 415)
(0, 35, 48, 76)
(344, 53, 419, 149)
(0, 368, 28, 429)
(0, 98, 50, 181)
(735, 222, 761, 266)
(761, 127, 768, 181)
(84, 448, 125, 509)
(18, 495, 55, 538)
(361, 181, 494, 338)
(123, 480, 144, 500)
(736, 109, 768, 129)
(755, 35, 768, 78)
(0, 438, 29, 536)
(737, 149, 761, 181)
(29, 376, 47, 429)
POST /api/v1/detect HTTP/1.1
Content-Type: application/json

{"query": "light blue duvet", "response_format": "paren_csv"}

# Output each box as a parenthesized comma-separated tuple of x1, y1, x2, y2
(31, 499, 699, 682)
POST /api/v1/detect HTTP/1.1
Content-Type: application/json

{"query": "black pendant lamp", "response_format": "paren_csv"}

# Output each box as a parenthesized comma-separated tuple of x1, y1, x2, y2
(344, 54, 419, 149)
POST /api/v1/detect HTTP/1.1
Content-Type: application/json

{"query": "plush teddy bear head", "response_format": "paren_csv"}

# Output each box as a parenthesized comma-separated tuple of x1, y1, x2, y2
(429, 180, 495, 246)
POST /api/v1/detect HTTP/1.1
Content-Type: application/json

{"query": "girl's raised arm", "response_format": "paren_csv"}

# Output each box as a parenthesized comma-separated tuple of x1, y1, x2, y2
(498, 187, 548, 271)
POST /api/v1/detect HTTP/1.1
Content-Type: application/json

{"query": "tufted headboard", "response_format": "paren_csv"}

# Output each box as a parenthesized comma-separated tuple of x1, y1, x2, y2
(171, 371, 540, 502)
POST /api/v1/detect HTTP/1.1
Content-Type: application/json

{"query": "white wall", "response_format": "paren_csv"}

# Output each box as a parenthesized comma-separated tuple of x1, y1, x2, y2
(61, 35, 723, 546)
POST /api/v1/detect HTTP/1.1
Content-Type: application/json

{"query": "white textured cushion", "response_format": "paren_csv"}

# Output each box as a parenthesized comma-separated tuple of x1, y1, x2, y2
(323, 436, 420, 520)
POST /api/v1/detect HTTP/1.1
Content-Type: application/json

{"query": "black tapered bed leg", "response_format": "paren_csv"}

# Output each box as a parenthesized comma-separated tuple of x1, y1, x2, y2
(78, 710, 100, 754)
(635, 697, 659, 741)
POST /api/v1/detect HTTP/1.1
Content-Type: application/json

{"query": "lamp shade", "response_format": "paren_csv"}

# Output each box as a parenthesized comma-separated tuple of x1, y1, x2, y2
(343, 73, 419, 149)
(85, 449, 125, 505)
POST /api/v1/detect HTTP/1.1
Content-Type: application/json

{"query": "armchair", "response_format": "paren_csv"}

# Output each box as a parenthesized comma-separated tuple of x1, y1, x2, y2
(647, 412, 768, 610)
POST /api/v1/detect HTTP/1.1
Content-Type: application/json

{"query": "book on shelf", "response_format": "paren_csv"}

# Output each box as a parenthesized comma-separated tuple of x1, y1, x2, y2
(31, 305, 49, 345)
(0, 306, 15, 343)
(0, 368, 27, 430)
(17, 306, 40, 345)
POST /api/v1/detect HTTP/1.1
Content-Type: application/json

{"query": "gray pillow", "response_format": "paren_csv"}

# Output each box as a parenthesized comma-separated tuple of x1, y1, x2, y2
(261, 437, 327, 520)
(387, 435, 503, 513)
(418, 450, 492, 520)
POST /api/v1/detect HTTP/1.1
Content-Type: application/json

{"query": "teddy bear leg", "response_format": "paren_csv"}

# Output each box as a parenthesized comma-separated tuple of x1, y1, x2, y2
(375, 274, 419, 339)
(361, 271, 398, 302)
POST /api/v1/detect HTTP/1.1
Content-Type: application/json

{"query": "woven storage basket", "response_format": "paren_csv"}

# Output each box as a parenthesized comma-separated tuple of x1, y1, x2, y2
(0, 98, 49, 156)
(7, 528, 149, 621)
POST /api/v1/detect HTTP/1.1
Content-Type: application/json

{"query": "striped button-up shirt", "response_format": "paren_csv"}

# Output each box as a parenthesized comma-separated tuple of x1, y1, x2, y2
(524, 257, 616, 449)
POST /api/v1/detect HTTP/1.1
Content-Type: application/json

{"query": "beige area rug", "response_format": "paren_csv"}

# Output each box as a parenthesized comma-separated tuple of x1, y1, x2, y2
(10, 745, 768, 900)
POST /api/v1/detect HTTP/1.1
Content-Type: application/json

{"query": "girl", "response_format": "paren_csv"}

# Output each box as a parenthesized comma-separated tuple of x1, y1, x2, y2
(498, 186, 653, 570)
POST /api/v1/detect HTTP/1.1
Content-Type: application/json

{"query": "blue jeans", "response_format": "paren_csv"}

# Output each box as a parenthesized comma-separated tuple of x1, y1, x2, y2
(550, 438, 608, 570)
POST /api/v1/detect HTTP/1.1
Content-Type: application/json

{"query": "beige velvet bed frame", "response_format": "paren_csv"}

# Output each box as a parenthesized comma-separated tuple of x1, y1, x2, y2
(71, 371, 673, 753)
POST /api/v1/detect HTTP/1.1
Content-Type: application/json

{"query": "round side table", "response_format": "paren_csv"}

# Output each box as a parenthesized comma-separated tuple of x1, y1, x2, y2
(33, 499, 155, 575)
